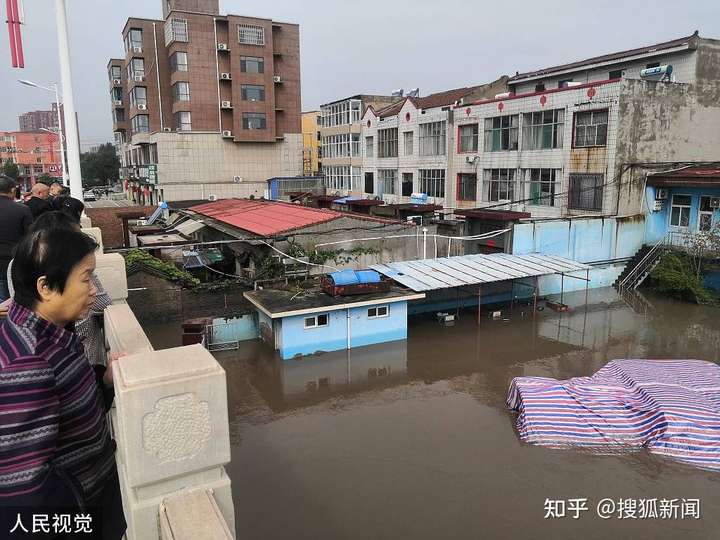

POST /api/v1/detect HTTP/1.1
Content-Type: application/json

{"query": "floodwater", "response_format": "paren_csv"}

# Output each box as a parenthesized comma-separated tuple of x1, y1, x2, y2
(146, 288, 720, 540)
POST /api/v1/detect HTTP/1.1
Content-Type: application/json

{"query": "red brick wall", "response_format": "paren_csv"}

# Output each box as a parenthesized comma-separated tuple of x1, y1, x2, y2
(85, 206, 155, 249)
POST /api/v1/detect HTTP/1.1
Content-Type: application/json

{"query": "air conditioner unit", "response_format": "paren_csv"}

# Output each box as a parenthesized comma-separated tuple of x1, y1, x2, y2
(221, 100, 232, 108)
(655, 188, 669, 200)
(465, 155, 478, 164)
(113, 78, 121, 85)
(220, 73, 231, 80)
(208, 194, 218, 201)
(710, 197, 720, 209)
(232, 175, 242, 183)
(163, 127, 172, 132)
(222, 130, 233, 137)
(273, 76, 282, 83)
(133, 46, 143, 54)
(114, 100, 123, 106)
(133, 75, 144, 82)
(217, 43, 228, 51)
(137, 104, 147, 111)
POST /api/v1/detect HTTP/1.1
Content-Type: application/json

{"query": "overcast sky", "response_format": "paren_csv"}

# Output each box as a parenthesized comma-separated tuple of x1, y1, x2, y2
(2, 0, 718, 146)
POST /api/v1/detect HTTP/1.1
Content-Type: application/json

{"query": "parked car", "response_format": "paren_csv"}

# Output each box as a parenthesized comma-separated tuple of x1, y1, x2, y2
(83, 190, 97, 202)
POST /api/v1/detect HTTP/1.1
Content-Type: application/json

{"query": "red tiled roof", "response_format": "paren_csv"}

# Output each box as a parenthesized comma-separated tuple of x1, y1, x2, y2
(509, 32, 698, 82)
(189, 199, 342, 236)
(375, 86, 483, 118)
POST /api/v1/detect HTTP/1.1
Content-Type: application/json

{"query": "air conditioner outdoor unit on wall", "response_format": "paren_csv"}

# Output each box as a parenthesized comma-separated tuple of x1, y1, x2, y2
(133, 46, 143, 54)
(710, 197, 720, 209)
(208, 194, 217, 201)
(113, 78, 121, 85)
(233, 175, 242, 183)
(273, 76, 282, 83)
(114, 100, 123, 106)
(217, 43, 228, 51)
(655, 188, 669, 200)
(220, 73, 231, 80)
(133, 75, 144, 82)
(163, 127, 172, 132)
(222, 130, 233, 137)
(221, 101, 232, 108)
(137, 104, 147, 111)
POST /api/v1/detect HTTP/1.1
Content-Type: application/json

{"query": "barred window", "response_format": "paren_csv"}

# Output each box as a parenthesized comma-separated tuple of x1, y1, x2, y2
(131, 114, 149, 134)
(243, 112, 266, 130)
(378, 128, 398, 158)
(419, 121, 446, 156)
(165, 18, 188, 46)
(174, 111, 191, 131)
(238, 24, 265, 45)
(365, 136, 374, 157)
(457, 173, 477, 201)
(485, 169, 515, 201)
(523, 168, 560, 206)
(240, 56, 264, 73)
(568, 173, 604, 211)
(378, 169, 397, 195)
(403, 131, 413, 155)
(419, 169, 445, 198)
(172, 82, 190, 102)
(484, 115, 519, 151)
(170, 51, 188, 73)
(458, 124, 478, 153)
(522, 110, 564, 150)
(573, 110, 608, 147)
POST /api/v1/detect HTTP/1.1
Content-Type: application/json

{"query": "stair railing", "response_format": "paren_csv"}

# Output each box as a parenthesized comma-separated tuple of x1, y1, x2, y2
(617, 236, 668, 291)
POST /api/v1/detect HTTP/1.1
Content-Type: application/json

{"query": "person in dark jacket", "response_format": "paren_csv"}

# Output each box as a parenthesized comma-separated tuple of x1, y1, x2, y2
(0, 175, 32, 302)
(25, 182, 52, 219)
(0, 227, 126, 539)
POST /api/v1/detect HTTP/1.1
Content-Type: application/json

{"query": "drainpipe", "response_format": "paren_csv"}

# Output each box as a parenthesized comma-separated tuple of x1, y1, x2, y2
(152, 23, 164, 131)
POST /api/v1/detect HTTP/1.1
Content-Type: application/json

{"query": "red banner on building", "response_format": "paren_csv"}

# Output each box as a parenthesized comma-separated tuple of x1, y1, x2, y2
(6, 0, 24, 68)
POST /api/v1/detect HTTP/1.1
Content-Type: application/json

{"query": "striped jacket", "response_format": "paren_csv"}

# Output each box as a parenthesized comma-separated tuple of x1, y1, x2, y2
(0, 301, 116, 503)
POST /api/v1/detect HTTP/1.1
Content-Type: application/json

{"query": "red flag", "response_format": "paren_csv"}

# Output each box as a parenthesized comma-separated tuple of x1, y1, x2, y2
(12, 0, 24, 68)
(5, 0, 23, 68)
(6, 0, 17, 67)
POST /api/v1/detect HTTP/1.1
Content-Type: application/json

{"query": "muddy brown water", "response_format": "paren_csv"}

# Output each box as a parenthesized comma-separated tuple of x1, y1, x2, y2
(145, 288, 720, 540)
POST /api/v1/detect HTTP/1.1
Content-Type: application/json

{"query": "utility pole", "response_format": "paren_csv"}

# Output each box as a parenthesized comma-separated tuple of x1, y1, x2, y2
(54, 0, 83, 200)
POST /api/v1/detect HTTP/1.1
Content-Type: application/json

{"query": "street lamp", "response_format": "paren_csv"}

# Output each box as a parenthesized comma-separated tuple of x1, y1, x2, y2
(18, 79, 69, 187)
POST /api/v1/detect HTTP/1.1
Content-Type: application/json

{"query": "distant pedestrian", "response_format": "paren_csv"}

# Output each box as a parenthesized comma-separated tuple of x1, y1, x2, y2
(25, 182, 52, 219)
(0, 175, 33, 302)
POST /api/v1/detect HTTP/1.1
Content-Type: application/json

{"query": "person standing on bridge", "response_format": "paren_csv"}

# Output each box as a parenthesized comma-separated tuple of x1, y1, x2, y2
(0, 175, 33, 303)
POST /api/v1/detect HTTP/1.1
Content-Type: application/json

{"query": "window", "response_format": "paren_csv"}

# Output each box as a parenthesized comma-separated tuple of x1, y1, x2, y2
(131, 114, 149, 134)
(485, 169, 515, 202)
(419, 121, 446, 156)
(240, 56, 264, 73)
(304, 313, 329, 329)
(109, 65, 121, 81)
(127, 58, 145, 79)
(111, 87, 123, 101)
(378, 169, 397, 195)
(324, 166, 354, 190)
(573, 110, 608, 147)
(670, 194, 692, 228)
(403, 131, 413, 155)
(367, 306, 389, 318)
(351, 134, 360, 157)
(558, 79, 573, 88)
(457, 173, 477, 201)
(522, 109, 564, 150)
(365, 136, 374, 158)
(238, 24, 265, 45)
(609, 69, 623, 79)
(322, 134, 354, 158)
(419, 169, 445, 198)
(401, 173, 413, 197)
(241, 84, 265, 101)
(130, 86, 147, 108)
(699, 196, 714, 231)
(124, 28, 143, 52)
(243, 112, 266, 130)
(364, 172, 374, 194)
(484, 115, 518, 151)
(170, 51, 188, 72)
(174, 111, 191, 131)
(459, 124, 479, 153)
(172, 82, 190, 102)
(113, 108, 125, 123)
(321, 99, 361, 127)
(165, 18, 188, 45)
(568, 173, 604, 211)
(534, 83, 545, 92)
(523, 169, 560, 206)
(378, 128, 398, 158)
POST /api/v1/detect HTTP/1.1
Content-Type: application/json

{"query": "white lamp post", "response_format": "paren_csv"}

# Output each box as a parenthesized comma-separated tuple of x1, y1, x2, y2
(18, 79, 69, 187)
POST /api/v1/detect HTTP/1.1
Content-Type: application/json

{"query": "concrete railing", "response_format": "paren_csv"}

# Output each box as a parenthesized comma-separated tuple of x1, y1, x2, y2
(90, 228, 235, 540)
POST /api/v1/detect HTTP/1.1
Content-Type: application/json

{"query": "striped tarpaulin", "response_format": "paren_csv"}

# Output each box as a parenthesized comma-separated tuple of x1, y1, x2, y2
(507, 359, 720, 471)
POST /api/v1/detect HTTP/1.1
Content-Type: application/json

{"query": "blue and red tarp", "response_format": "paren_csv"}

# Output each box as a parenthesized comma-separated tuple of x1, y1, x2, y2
(507, 359, 720, 471)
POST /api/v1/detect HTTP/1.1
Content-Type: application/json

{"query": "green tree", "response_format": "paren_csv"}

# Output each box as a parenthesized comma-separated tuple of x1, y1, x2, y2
(80, 143, 120, 188)
(2, 159, 19, 180)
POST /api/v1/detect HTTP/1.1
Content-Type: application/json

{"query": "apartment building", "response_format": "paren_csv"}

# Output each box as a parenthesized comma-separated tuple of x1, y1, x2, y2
(301, 111, 321, 175)
(109, 0, 302, 204)
(319, 94, 401, 194)
(0, 130, 63, 191)
(449, 32, 720, 218)
(360, 79, 509, 208)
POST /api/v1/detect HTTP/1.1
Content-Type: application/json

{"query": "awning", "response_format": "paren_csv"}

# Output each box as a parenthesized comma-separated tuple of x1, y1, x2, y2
(371, 253, 590, 292)
(174, 218, 206, 236)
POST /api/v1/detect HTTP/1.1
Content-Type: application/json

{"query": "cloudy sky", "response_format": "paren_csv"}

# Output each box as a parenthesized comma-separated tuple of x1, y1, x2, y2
(2, 0, 718, 146)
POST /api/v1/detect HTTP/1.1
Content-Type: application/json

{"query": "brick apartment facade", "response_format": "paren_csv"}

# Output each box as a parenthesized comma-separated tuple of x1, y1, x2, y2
(109, 0, 302, 204)
(0, 130, 63, 191)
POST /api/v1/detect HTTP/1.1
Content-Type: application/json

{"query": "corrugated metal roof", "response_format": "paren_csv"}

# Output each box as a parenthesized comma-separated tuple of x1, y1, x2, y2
(189, 199, 342, 236)
(371, 253, 590, 292)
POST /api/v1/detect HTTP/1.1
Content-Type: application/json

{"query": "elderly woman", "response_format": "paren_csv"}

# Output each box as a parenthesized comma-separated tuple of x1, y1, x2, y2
(0, 227, 126, 539)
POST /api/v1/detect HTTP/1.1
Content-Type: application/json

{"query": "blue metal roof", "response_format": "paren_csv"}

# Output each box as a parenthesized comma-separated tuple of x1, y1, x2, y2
(371, 253, 590, 292)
